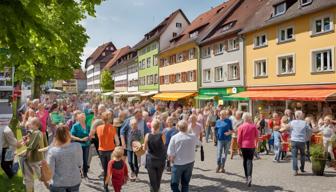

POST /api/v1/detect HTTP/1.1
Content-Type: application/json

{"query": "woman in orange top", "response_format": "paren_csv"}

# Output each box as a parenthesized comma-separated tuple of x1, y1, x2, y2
(94, 111, 120, 192)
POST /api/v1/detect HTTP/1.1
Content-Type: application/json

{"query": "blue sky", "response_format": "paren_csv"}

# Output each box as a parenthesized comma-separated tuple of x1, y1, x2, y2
(81, 0, 225, 67)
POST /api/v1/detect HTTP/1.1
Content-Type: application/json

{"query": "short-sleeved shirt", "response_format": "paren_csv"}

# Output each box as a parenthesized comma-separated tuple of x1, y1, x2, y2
(215, 118, 233, 141)
(71, 122, 90, 147)
(96, 124, 117, 151)
(289, 120, 308, 143)
(188, 123, 202, 138)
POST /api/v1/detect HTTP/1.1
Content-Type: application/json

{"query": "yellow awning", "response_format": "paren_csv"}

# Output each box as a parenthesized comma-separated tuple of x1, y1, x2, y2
(152, 92, 196, 101)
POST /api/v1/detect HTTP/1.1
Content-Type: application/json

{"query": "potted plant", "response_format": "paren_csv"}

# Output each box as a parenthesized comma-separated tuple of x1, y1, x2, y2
(310, 144, 327, 176)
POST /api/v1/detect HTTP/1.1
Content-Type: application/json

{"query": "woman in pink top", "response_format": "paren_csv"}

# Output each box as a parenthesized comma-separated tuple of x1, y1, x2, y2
(237, 112, 259, 187)
(36, 103, 49, 142)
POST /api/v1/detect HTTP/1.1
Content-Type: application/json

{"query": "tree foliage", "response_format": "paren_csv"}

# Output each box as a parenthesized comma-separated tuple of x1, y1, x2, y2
(101, 70, 113, 92)
(0, 0, 103, 97)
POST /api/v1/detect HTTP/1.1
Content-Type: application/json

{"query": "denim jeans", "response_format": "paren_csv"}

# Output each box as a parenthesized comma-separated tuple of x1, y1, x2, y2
(241, 148, 255, 178)
(205, 126, 212, 143)
(291, 141, 306, 171)
(171, 162, 194, 192)
(82, 146, 90, 176)
(217, 140, 231, 167)
(127, 150, 139, 176)
(49, 184, 80, 192)
(274, 142, 281, 161)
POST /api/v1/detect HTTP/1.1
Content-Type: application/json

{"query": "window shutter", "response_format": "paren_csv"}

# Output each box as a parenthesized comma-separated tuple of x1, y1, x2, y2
(183, 51, 188, 61)
(193, 70, 197, 82)
(173, 55, 176, 64)
(160, 59, 164, 67)
(160, 76, 164, 84)
(182, 72, 187, 82)
(224, 40, 228, 51)
(172, 74, 176, 83)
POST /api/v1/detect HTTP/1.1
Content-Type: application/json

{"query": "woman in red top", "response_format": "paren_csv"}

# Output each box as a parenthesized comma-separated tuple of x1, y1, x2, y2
(106, 146, 128, 192)
(238, 112, 259, 187)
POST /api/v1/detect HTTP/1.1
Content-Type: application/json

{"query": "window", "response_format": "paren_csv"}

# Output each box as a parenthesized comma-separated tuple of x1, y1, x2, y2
(203, 69, 211, 82)
(147, 57, 151, 68)
(142, 59, 146, 69)
(146, 46, 150, 53)
(214, 67, 224, 81)
(189, 48, 195, 59)
(187, 71, 195, 82)
(176, 23, 182, 28)
(273, 2, 286, 17)
(154, 74, 158, 84)
(173, 32, 177, 38)
(254, 34, 267, 48)
(228, 38, 239, 51)
(228, 63, 240, 80)
(312, 49, 333, 72)
(279, 27, 294, 42)
(214, 43, 224, 55)
(189, 31, 198, 38)
(153, 55, 158, 66)
(140, 77, 146, 85)
(254, 60, 267, 77)
(164, 58, 169, 67)
(301, 0, 312, 6)
(175, 73, 181, 83)
(312, 15, 333, 35)
(151, 43, 157, 51)
(164, 75, 169, 84)
(278, 55, 295, 75)
(202, 47, 211, 58)
(138, 62, 142, 70)
(177, 53, 184, 62)
(147, 75, 153, 85)
(222, 22, 234, 32)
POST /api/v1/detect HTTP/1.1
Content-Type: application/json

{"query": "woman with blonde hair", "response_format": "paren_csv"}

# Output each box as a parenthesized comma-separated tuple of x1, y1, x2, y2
(319, 115, 335, 161)
(143, 119, 166, 192)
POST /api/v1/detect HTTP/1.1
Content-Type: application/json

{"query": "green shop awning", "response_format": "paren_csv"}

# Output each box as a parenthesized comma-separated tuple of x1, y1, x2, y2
(221, 96, 249, 101)
(195, 95, 214, 100)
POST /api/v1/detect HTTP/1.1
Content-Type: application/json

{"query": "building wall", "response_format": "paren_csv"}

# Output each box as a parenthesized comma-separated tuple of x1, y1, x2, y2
(128, 61, 139, 92)
(86, 63, 101, 92)
(160, 13, 189, 51)
(245, 7, 336, 87)
(201, 36, 244, 88)
(77, 79, 87, 93)
(159, 42, 198, 92)
(138, 41, 159, 92)
(113, 63, 128, 92)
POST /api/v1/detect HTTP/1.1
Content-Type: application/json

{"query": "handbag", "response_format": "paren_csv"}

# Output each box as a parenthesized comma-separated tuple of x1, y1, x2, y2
(40, 160, 52, 182)
(200, 146, 204, 161)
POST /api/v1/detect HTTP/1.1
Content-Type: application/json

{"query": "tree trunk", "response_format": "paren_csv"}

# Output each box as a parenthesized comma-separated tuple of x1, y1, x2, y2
(31, 77, 42, 99)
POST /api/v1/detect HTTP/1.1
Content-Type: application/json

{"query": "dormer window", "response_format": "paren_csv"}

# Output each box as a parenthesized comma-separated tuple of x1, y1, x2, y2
(222, 22, 235, 32)
(102, 52, 106, 56)
(189, 31, 199, 38)
(301, 0, 312, 6)
(273, 2, 286, 17)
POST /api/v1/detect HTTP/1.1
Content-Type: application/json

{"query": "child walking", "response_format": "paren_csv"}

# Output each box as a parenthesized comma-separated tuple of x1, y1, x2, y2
(271, 126, 283, 163)
(106, 146, 128, 192)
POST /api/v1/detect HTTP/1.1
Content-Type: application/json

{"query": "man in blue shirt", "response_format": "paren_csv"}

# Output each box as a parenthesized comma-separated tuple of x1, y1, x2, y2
(215, 110, 233, 173)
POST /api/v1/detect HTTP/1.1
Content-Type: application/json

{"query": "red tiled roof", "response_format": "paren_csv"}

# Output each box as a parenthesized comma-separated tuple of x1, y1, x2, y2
(133, 9, 190, 49)
(201, 0, 265, 44)
(73, 69, 86, 80)
(162, 0, 239, 52)
(104, 46, 131, 70)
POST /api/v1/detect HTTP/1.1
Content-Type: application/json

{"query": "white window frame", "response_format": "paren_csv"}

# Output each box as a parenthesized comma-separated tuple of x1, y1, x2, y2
(254, 59, 268, 78)
(214, 42, 224, 55)
(187, 71, 194, 82)
(146, 57, 151, 68)
(277, 53, 296, 75)
(227, 62, 240, 80)
(177, 53, 184, 62)
(190, 31, 199, 38)
(273, 2, 286, 17)
(254, 34, 267, 48)
(175, 73, 181, 83)
(164, 75, 169, 84)
(311, 14, 334, 36)
(278, 26, 295, 43)
(202, 46, 211, 58)
(301, 0, 313, 6)
(311, 47, 334, 73)
(153, 55, 158, 66)
(203, 69, 211, 83)
(189, 48, 195, 59)
(227, 38, 239, 51)
(214, 66, 224, 82)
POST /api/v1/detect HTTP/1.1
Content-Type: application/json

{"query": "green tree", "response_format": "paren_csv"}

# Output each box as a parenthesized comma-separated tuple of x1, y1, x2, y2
(100, 70, 114, 92)
(0, 0, 103, 98)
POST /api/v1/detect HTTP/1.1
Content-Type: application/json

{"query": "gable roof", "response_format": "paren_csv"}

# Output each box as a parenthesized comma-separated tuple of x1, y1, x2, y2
(85, 42, 116, 68)
(240, 0, 336, 34)
(161, 0, 240, 53)
(73, 69, 86, 80)
(133, 9, 190, 50)
(103, 46, 131, 70)
(200, 0, 265, 45)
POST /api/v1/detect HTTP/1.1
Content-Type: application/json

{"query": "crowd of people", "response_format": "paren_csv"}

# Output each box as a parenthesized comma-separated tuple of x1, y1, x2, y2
(1, 93, 336, 192)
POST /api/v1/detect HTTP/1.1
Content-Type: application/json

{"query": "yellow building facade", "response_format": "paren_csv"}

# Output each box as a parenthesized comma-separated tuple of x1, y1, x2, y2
(245, 7, 336, 87)
(159, 42, 198, 92)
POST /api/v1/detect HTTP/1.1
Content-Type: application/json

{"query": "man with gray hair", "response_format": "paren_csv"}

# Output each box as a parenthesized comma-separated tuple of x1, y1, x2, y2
(168, 120, 201, 192)
(288, 110, 309, 176)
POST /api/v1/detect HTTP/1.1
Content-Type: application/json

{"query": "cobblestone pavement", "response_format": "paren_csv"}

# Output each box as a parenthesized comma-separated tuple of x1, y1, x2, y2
(36, 142, 336, 192)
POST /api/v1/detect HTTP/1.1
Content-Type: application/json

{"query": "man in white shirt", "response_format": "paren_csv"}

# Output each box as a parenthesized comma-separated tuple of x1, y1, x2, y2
(167, 120, 201, 192)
